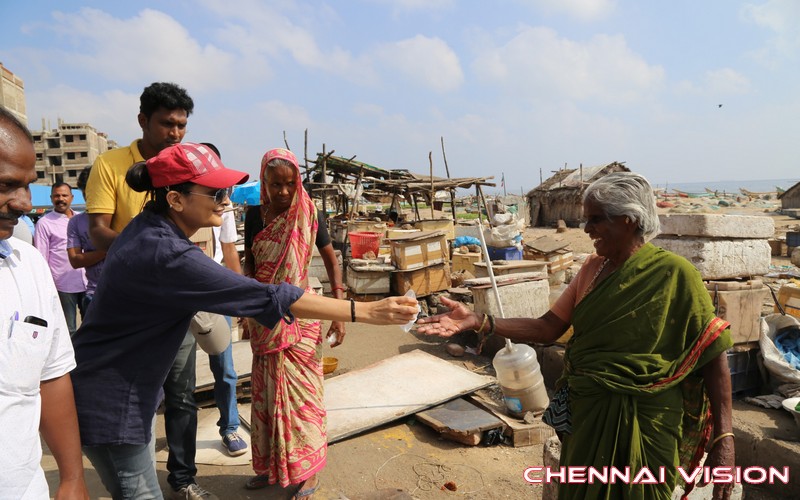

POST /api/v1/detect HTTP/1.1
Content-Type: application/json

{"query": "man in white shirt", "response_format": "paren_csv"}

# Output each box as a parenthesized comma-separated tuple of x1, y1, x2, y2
(0, 107, 88, 498)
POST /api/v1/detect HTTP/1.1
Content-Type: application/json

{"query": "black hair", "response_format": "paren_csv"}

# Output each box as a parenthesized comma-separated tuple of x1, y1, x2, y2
(139, 82, 194, 119)
(0, 107, 33, 143)
(200, 142, 221, 159)
(77, 166, 92, 192)
(125, 162, 193, 214)
(51, 182, 72, 193)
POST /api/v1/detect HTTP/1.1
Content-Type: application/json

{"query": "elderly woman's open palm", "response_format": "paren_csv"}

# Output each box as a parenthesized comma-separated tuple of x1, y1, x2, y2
(416, 297, 479, 337)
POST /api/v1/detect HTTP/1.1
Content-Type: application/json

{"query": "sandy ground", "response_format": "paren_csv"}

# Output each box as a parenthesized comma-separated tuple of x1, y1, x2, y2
(41, 196, 794, 499)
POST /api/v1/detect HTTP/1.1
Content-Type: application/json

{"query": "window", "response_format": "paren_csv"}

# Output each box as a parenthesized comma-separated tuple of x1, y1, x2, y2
(80, 151, 88, 157)
(37, 171, 45, 179)
(79, 134, 87, 140)
(66, 152, 76, 160)
(65, 135, 74, 142)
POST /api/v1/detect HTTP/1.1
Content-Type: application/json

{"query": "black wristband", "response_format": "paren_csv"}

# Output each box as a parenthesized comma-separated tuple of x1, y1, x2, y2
(350, 298, 356, 323)
(486, 315, 496, 337)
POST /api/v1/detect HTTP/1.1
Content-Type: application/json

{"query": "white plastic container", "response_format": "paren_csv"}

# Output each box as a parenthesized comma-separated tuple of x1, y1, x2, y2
(492, 342, 549, 417)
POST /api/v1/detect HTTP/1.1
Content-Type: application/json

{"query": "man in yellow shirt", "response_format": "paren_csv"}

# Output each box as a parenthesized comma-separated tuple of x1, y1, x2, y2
(86, 82, 193, 248)
(85, 83, 219, 500)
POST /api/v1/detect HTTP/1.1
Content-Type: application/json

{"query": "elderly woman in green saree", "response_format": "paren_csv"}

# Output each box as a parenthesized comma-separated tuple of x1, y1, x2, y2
(417, 172, 734, 500)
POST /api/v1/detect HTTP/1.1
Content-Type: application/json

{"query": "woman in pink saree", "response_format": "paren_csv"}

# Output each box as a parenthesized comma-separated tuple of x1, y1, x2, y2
(245, 148, 341, 498)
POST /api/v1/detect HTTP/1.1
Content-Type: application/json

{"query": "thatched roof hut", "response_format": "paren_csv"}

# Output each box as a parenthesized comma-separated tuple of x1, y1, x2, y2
(525, 162, 630, 227)
(779, 181, 800, 210)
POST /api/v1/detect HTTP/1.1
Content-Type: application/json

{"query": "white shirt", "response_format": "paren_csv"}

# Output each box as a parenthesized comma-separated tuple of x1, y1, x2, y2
(0, 238, 76, 499)
(212, 210, 238, 265)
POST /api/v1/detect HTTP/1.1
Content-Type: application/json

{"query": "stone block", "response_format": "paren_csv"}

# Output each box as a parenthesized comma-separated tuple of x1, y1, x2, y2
(658, 213, 774, 239)
(472, 279, 550, 319)
(651, 237, 771, 279)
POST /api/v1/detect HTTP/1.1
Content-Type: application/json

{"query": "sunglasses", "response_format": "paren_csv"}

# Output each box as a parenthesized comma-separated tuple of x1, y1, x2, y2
(187, 187, 232, 204)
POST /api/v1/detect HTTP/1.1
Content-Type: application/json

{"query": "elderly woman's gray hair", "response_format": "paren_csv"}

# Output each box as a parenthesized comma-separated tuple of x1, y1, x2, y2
(583, 172, 660, 242)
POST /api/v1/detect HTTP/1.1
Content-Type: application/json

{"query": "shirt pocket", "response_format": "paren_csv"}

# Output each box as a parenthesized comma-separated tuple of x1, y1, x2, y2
(0, 319, 50, 394)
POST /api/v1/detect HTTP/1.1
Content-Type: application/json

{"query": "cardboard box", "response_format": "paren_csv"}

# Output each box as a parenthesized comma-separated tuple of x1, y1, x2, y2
(524, 247, 574, 274)
(706, 281, 769, 344)
(775, 285, 800, 320)
(389, 230, 448, 271)
(392, 264, 451, 297)
(413, 219, 455, 240)
(348, 220, 388, 237)
(452, 252, 482, 274)
(474, 260, 548, 278)
(386, 228, 421, 240)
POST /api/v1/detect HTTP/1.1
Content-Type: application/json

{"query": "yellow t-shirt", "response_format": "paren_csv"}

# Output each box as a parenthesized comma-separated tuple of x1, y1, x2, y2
(85, 140, 148, 234)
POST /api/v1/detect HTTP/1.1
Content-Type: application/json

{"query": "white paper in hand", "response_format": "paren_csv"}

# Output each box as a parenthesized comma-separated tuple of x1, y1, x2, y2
(401, 289, 420, 332)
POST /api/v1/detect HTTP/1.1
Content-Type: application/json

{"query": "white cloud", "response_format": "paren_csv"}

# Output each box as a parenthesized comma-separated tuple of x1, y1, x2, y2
(203, 1, 379, 85)
(521, 0, 617, 21)
(364, 0, 455, 14)
(26, 85, 140, 142)
(45, 8, 240, 91)
(371, 35, 464, 92)
(741, 0, 800, 64)
(472, 26, 664, 105)
(256, 100, 315, 132)
(703, 68, 750, 95)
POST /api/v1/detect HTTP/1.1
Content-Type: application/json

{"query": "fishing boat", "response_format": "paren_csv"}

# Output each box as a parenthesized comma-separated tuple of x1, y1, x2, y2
(705, 187, 737, 198)
(672, 189, 712, 198)
(740, 188, 777, 199)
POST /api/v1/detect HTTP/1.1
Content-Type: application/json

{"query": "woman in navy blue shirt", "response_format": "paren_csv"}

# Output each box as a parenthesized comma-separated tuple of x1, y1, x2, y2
(71, 143, 417, 500)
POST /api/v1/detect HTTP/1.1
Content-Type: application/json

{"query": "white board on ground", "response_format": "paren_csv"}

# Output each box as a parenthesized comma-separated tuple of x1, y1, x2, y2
(325, 349, 495, 443)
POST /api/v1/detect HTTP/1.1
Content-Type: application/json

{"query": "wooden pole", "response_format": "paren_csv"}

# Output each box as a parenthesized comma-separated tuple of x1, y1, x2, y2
(283, 131, 290, 150)
(429, 152, 435, 219)
(441, 137, 457, 223)
(321, 144, 328, 216)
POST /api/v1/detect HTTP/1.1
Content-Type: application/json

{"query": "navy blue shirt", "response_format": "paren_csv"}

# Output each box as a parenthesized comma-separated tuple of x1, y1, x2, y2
(71, 209, 304, 446)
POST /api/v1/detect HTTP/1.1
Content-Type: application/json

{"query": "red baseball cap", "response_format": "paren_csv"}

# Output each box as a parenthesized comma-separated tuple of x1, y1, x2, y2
(147, 143, 249, 189)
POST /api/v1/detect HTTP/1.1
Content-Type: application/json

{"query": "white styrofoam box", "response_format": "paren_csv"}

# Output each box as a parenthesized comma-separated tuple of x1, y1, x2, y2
(651, 237, 771, 279)
(472, 279, 550, 319)
(346, 262, 395, 294)
(309, 248, 342, 283)
(658, 214, 774, 239)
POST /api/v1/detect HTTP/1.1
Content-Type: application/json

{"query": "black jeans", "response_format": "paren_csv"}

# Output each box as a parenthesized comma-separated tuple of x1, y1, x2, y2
(164, 332, 198, 490)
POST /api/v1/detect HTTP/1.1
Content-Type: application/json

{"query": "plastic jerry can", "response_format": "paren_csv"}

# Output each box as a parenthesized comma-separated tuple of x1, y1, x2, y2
(492, 342, 549, 417)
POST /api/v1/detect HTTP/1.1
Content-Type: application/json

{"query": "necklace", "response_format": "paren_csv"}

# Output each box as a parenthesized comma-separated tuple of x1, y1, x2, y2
(580, 258, 610, 301)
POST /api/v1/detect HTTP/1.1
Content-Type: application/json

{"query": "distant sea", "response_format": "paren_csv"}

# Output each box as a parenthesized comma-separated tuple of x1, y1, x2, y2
(652, 178, 800, 195)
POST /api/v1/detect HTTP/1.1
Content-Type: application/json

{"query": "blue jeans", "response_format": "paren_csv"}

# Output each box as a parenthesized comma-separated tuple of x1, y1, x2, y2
(163, 331, 198, 491)
(82, 443, 161, 499)
(58, 290, 85, 336)
(82, 293, 94, 314)
(208, 317, 240, 435)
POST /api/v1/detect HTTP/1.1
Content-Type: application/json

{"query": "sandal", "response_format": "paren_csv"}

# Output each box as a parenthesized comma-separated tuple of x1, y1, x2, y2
(292, 477, 321, 499)
(245, 475, 271, 490)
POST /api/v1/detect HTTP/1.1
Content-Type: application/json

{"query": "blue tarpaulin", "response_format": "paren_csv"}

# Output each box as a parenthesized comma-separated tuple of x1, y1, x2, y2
(29, 184, 86, 210)
(230, 181, 260, 205)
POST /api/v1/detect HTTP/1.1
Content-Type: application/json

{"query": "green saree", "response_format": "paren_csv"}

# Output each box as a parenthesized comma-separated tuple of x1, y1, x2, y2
(557, 243, 732, 500)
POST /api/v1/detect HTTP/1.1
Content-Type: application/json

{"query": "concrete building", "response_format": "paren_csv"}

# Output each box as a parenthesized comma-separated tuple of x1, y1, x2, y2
(0, 62, 27, 126)
(31, 119, 118, 186)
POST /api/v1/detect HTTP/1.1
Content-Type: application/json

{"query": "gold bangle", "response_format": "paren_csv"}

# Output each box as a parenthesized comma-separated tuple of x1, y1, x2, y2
(709, 432, 734, 449)
(477, 314, 488, 334)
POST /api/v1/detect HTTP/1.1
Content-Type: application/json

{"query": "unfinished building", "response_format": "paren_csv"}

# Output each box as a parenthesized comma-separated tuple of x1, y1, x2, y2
(31, 119, 118, 186)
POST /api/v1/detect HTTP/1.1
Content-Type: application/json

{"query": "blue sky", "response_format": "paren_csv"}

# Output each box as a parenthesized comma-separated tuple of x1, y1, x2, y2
(2, 0, 799, 193)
